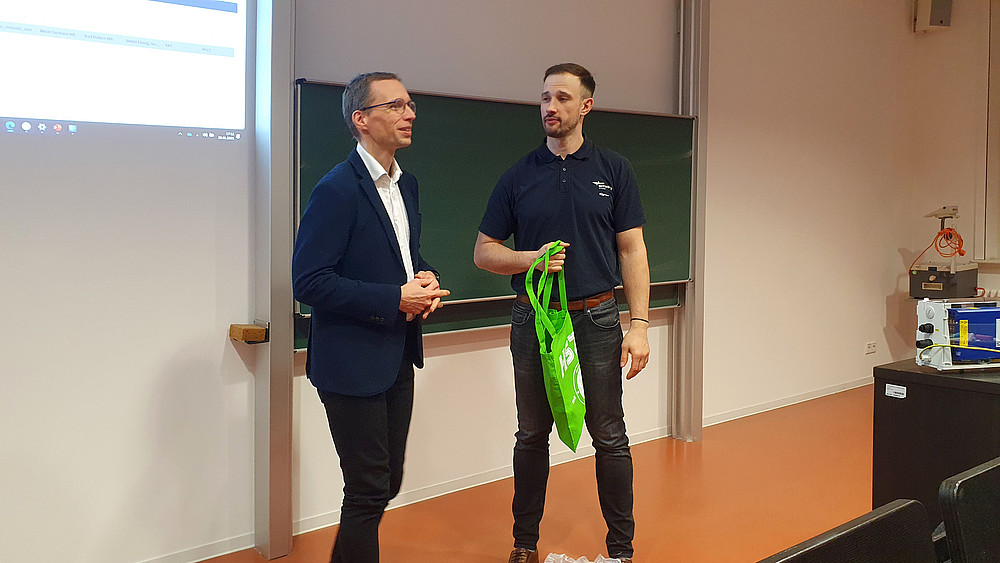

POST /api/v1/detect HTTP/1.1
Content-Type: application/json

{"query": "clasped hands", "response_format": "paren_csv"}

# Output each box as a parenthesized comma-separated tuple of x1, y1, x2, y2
(400, 271, 450, 320)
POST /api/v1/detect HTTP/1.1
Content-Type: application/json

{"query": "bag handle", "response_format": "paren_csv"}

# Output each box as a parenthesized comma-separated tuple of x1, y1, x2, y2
(525, 241, 567, 339)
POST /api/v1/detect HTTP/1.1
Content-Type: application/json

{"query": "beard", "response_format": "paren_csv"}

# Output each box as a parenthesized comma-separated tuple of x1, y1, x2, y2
(543, 114, 580, 138)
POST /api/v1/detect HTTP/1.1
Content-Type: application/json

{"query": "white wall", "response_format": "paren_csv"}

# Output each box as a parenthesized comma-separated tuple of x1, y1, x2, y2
(291, 0, 680, 535)
(0, 133, 256, 562)
(701, 0, 989, 424)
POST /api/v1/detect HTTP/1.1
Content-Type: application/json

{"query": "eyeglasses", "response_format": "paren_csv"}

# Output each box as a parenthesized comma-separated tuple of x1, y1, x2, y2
(360, 98, 417, 114)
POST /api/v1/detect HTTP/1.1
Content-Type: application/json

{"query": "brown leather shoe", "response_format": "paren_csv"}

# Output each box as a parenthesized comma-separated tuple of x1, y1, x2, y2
(508, 548, 539, 563)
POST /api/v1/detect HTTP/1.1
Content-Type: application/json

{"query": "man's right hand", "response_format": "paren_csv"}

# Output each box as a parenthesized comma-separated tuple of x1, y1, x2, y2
(400, 276, 450, 316)
(533, 241, 570, 273)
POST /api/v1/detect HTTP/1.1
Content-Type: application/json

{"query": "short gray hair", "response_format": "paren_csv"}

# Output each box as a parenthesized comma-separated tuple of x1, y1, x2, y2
(342, 72, 400, 140)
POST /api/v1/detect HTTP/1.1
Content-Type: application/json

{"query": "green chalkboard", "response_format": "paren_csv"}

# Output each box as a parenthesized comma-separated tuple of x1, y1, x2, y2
(294, 80, 692, 340)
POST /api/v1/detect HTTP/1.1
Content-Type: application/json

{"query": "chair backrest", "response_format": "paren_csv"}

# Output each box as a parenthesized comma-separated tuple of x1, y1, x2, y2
(757, 499, 937, 563)
(939, 456, 1000, 563)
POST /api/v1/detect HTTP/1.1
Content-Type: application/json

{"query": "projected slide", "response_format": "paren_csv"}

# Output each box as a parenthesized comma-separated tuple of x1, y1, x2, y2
(0, 0, 247, 130)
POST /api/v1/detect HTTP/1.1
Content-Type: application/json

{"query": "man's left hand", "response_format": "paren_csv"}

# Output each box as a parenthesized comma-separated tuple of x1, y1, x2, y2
(415, 270, 445, 319)
(620, 322, 650, 379)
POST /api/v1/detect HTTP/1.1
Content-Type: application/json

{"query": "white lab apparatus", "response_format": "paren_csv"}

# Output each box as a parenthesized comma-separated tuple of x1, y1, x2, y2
(916, 299, 1000, 370)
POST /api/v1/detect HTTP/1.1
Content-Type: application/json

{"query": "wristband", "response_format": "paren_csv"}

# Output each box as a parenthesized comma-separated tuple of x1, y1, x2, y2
(630, 317, 649, 324)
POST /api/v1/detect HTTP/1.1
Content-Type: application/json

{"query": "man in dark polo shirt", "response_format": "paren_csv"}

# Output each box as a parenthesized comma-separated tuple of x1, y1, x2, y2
(473, 63, 650, 563)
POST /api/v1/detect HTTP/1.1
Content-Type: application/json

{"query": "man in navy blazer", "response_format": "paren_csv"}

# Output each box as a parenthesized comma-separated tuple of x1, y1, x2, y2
(292, 72, 449, 563)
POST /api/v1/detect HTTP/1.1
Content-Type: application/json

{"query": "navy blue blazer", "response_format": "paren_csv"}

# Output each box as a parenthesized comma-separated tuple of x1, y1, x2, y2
(292, 149, 436, 396)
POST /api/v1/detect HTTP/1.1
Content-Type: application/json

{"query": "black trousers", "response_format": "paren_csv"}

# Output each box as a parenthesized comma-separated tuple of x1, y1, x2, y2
(509, 299, 634, 558)
(318, 357, 415, 563)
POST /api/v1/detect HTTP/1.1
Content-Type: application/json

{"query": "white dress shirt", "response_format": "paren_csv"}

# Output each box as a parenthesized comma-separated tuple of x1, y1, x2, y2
(356, 144, 414, 281)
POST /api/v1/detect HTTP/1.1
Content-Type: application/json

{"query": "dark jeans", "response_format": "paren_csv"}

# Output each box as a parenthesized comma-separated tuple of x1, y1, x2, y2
(509, 297, 635, 559)
(317, 361, 414, 563)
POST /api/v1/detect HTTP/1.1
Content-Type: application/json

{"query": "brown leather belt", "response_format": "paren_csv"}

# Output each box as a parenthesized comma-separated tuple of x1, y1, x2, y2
(515, 290, 614, 311)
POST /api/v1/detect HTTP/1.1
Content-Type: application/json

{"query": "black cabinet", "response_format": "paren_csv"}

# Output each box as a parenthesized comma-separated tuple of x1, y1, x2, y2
(873, 360, 1000, 530)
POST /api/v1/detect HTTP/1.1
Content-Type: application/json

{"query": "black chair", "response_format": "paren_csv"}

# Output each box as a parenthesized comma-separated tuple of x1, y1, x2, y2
(757, 499, 937, 562)
(938, 456, 1000, 563)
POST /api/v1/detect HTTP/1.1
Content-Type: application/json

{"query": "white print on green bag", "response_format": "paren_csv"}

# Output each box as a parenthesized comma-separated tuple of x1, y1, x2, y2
(559, 332, 585, 405)
(574, 366, 585, 404)
(559, 334, 575, 371)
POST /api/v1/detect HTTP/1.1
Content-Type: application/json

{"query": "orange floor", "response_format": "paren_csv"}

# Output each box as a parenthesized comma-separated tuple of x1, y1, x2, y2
(206, 385, 874, 562)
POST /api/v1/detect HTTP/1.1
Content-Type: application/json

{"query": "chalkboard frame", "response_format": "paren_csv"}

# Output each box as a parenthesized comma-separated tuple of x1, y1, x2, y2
(293, 79, 693, 342)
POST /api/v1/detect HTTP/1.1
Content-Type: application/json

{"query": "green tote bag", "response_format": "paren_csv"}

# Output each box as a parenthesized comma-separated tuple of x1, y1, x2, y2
(525, 242, 586, 452)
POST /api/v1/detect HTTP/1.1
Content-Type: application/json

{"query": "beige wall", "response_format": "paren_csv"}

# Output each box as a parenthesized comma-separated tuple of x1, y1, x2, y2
(701, 0, 989, 423)
(294, 0, 680, 113)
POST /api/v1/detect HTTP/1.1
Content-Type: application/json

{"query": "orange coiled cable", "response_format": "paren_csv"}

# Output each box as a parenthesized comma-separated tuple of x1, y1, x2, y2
(909, 227, 966, 272)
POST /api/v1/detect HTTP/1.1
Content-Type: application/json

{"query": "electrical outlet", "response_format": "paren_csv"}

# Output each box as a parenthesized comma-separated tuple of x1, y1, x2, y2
(865, 341, 877, 355)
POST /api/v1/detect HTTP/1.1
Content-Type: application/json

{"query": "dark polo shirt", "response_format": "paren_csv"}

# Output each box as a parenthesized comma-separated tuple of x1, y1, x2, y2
(479, 139, 646, 301)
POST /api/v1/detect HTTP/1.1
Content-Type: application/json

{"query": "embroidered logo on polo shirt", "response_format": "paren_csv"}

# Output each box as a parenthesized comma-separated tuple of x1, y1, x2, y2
(593, 180, 613, 197)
